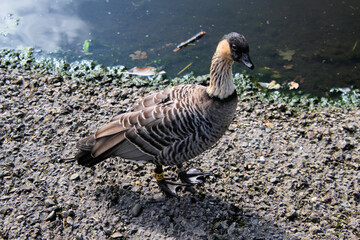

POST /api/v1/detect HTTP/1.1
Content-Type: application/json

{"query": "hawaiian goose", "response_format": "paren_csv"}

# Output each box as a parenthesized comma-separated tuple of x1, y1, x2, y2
(75, 32, 254, 197)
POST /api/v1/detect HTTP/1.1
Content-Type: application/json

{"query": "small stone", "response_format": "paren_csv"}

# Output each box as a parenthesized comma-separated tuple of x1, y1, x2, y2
(46, 211, 56, 221)
(258, 156, 266, 163)
(270, 177, 280, 184)
(193, 227, 207, 237)
(122, 183, 132, 189)
(285, 207, 297, 221)
(68, 210, 76, 218)
(16, 214, 25, 222)
(66, 216, 74, 226)
(227, 222, 238, 235)
(309, 225, 322, 235)
(343, 124, 357, 133)
(70, 173, 80, 181)
(310, 213, 321, 223)
(128, 229, 138, 235)
(45, 198, 56, 207)
(111, 232, 123, 239)
(131, 203, 143, 217)
(267, 187, 275, 195)
(339, 140, 354, 151)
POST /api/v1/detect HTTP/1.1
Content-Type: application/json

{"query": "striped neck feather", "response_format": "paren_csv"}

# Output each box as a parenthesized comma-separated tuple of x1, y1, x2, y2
(206, 53, 235, 100)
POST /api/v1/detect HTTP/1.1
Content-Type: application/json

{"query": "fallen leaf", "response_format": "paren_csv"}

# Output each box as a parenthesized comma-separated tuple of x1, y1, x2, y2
(277, 49, 295, 61)
(283, 64, 293, 70)
(268, 80, 281, 90)
(289, 81, 299, 90)
(129, 50, 147, 60)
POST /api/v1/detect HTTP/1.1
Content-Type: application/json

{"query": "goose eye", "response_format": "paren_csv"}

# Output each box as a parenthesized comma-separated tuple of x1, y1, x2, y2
(231, 45, 237, 51)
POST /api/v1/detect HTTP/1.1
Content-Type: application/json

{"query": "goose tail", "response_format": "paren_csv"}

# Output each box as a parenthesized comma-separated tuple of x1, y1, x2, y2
(75, 135, 104, 167)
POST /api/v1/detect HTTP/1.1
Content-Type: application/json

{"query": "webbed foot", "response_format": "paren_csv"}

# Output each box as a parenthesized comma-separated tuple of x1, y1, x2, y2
(179, 168, 212, 185)
(154, 165, 189, 197)
(156, 179, 189, 197)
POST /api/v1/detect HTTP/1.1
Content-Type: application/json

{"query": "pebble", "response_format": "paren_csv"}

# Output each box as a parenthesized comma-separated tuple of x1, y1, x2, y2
(45, 198, 56, 207)
(70, 173, 80, 181)
(309, 226, 322, 235)
(131, 203, 143, 217)
(46, 211, 56, 221)
(258, 156, 266, 163)
(16, 215, 25, 222)
(270, 177, 279, 184)
(285, 207, 298, 221)
(110, 232, 123, 239)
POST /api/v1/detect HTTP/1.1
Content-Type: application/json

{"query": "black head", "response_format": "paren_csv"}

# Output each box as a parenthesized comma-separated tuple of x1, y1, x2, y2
(223, 32, 254, 69)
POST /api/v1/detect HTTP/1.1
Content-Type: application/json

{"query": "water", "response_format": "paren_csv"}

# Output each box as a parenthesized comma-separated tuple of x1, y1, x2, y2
(0, 0, 359, 95)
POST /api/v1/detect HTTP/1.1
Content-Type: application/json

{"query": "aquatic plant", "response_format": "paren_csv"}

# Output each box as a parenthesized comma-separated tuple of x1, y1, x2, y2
(83, 40, 90, 53)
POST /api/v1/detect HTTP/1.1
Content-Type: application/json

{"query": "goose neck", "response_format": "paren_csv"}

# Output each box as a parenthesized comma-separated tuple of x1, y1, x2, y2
(206, 54, 235, 100)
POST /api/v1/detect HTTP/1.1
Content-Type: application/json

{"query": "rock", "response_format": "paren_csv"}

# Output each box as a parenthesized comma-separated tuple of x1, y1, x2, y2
(16, 214, 25, 222)
(110, 232, 123, 239)
(66, 216, 74, 226)
(339, 139, 354, 150)
(193, 227, 207, 237)
(131, 203, 143, 217)
(258, 156, 266, 163)
(309, 212, 321, 223)
(285, 207, 298, 221)
(270, 177, 280, 184)
(46, 211, 56, 221)
(227, 222, 238, 235)
(70, 173, 80, 181)
(309, 226, 322, 235)
(45, 198, 56, 207)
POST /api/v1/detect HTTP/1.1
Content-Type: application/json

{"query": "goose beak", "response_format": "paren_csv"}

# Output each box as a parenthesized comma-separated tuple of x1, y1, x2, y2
(240, 53, 254, 69)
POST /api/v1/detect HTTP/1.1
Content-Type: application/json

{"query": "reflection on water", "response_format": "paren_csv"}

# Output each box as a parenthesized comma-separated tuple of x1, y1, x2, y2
(0, 0, 359, 95)
(0, 0, 89, 51)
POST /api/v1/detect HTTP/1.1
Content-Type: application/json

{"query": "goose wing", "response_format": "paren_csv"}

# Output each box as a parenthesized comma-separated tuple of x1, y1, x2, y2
(84, 86, 193, 163)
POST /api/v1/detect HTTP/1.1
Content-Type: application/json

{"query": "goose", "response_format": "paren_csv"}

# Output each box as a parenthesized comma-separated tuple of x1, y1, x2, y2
(75, 32, 254, 197)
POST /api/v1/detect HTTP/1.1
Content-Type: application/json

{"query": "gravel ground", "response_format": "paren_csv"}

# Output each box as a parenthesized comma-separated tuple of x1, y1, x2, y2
(0, 67, 359, 240)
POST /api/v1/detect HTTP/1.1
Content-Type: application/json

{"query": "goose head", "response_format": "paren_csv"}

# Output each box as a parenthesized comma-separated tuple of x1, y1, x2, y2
(208, 32, 254, 99)
(216, 32, 254, 69)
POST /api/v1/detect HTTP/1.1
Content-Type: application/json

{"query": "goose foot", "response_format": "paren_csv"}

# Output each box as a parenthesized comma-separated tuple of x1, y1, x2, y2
(154, 165, 188, 197)
(156, 179, 188, 197)
(179, 168, 212, 185)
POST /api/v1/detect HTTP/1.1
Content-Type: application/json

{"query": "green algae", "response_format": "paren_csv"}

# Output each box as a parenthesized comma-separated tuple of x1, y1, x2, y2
(83, 40, 90, 53)
(0, 48, 359, 110)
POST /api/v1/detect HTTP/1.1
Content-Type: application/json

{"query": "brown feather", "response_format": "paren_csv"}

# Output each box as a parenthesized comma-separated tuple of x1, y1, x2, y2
(92, 132, 126, 157)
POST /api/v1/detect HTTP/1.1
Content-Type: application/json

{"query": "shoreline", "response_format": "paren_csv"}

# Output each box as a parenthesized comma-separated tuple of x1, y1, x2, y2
(0, 48, 359, 110)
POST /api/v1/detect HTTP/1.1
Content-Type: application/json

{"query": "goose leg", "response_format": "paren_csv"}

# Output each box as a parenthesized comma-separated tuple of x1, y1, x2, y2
(154, 165, 188, 197)
(178, 164, 212, 185)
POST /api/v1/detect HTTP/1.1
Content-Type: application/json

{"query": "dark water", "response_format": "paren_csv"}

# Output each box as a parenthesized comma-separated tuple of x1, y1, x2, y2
(1, 0, 359, 95)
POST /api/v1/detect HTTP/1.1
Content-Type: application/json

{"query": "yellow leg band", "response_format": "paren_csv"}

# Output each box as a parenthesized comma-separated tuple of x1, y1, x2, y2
(154, 172, 164, 181)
